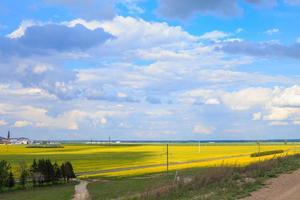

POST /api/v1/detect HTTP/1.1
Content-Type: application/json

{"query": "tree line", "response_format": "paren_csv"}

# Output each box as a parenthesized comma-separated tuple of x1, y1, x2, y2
(0, 159, 75, 190)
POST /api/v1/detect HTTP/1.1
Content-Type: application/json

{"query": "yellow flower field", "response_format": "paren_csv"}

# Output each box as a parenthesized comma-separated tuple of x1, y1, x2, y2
(1, 143, 299, 177)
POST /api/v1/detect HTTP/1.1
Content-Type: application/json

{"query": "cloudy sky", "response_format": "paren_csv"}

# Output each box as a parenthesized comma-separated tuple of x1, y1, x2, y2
(1, 0, 300, 140)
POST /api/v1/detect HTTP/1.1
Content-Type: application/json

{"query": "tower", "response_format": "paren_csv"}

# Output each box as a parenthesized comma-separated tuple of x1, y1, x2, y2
(7, 130, 10, 140)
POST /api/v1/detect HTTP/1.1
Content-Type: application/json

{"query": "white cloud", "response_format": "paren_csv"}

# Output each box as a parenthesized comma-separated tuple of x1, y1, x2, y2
(252, 112, 262, 120)
(32, 64, 53, 74)
(7, 20, 37, 39)
(205, 98, 220, 105)
(265, 28, 279, 35)
(100, 117, 107, 125)
(235, 28, 243, 33)
(297, 37, 300, 43)
(68, 16, 197, 50)
(269, 121, 289, 126)
(249, 85, 300, 125)
(199, 30, 229, 41)
(0, 120, 7, 126)
(192, 123, 213, 134)
(221, 88, 272, 110)
(14, 120, 32, 128)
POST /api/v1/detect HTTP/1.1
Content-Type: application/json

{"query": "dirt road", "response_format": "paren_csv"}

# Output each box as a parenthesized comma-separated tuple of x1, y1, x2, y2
(243, 169, 300, 200)
(73, 180, 90, 200)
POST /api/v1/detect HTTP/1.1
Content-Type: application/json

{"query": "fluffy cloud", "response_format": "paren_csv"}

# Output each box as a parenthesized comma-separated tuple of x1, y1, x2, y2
(157, 0, 277, 19)
(0, 120, 7, 126)
(199, 30, 230, 41)
(1, 24, 113, 57)
(221, 88, 273, 110)
(0, 101, 130, 131)
(157, 0, 241, 19)
(219, 40, 300, 59)
(252, 112, 262, 120)
(248, 85, 300, 125)
(265, 28, 279, 35)
(193, 123, 213, 134)
(14, 120, 32, 128)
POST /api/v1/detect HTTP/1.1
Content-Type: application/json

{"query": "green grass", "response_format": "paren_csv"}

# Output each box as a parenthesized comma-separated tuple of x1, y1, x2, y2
(88, 175, 172, 200)
(250, 149, 284, 157)
(0, 183, 75, 200)
(88, 154, 300, 200)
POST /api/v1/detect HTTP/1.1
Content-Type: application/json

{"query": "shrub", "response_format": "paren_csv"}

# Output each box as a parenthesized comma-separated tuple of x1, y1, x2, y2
(0, 160, 10, 189)
(7, 171, 15, 188)
(61, 162, 76, 181)
(250, 150, 284, 157)
(19, 161, 29, 188)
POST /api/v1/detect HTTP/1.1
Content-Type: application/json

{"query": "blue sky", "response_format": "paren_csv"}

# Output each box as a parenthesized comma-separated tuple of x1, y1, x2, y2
(1, 0, 300, 140)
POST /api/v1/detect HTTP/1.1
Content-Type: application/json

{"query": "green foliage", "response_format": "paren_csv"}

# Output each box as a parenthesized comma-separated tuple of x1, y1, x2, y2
(0, 183, 75, 200)
(250, 150, 284, 157)
(31, 159, 65, 185)
(19, 162, 29, 188)
(61, 162, 76, 181)
(0, 160, 10, 189)
(53, 162, 62, 182)
(6, 172, 15, 188)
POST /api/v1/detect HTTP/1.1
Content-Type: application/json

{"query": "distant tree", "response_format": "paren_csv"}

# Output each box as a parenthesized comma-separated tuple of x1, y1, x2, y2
(53, 162, 62, 182)
(7, 171, 15, 188)
(61, 162, 76, 181)
(45, 159, 55, 183)
(19, 162, 29, 188)
(61, 163, 66, 181)
(0, 160, 10, 189)
(31, 159, 38, 186)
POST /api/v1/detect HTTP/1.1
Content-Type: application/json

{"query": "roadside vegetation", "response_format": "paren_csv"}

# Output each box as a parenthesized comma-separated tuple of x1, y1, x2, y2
(0, 159, 76, 194)
(88, 154, 300, 200)
(0, 183, 75, 200)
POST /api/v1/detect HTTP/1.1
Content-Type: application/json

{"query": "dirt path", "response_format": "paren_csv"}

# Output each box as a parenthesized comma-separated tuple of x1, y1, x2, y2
(73, 180, 90, 200)
(242, 169, 300, 200)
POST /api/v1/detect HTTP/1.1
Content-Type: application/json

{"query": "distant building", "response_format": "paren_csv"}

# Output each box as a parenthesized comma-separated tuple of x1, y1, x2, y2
(0, 136, 8, 144)
(0, 131, 31, 145)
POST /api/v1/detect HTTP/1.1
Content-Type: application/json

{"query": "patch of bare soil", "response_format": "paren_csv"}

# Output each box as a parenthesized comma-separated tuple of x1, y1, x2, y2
(242, 169, 300, 200)
(73, 180, 90, 200)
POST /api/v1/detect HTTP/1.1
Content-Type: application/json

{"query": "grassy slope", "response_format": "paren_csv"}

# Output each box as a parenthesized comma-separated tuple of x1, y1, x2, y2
(0, 183, 75, 200)
(88, 154, 300, 200)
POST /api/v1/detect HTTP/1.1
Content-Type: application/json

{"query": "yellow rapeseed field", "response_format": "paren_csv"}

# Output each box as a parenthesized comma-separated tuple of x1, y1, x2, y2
(0, 143, 299, 177)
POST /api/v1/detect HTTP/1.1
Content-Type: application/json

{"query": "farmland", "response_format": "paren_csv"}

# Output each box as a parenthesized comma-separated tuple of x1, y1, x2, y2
(1, 142, 299, 177)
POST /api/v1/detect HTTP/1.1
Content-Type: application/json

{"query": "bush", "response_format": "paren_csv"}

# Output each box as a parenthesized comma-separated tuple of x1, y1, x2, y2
(0, 160, 10, 189)
(250, 150, 284, 157)
(6, 171, 15, 188)
(61, 162, 76, 181)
